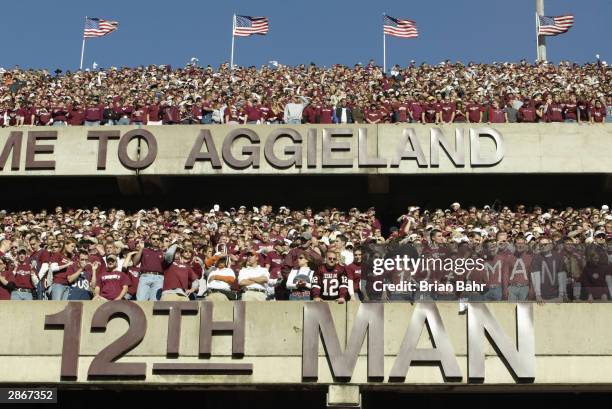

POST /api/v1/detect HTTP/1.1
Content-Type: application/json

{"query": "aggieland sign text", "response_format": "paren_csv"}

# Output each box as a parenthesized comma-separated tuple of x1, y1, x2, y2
(0, 126, 504, 173)
(44, 301, 534, 383)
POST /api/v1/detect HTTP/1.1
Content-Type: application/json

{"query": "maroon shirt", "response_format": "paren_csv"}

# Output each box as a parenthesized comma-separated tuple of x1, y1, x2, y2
(68, 108, 85, 126)
(345, 262, 362, 295)
(140, 248, 164, 273)
(409, 102, 423, 122)
(162, 106, 180, 123)
(50, 253, 74, 285)
(466, 103, 483, 123)
(311, 264, 349, 301)
(423, 103, 438, 123)
(546, 103, 564, 122)
(439, 102, 456, 122)
(10, 262, 35, 290)
(162, 261, 198, 291)
(365, 110, 381, 123)
(85, 105, 104, 121)
(563, 102, 578, 121)
(518, 104, 536, 122)
(319, 107, 334, 124)
(245, 105, 262, 121)
(147, 104, 161, 121)
(98, 270, 129, 300)
(0, 271, 10, 300)
(131, 107, 148, 123)
(590, 106, 606, 122)
(489, 108, 506, 123)
(125, 266, 140, 297)
(394, 103, 409, 122)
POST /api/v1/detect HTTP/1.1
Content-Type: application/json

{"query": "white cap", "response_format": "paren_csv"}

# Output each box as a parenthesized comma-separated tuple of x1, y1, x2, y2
(602, 205, 609, 211)
(83, 221, 92, 226)
(213, 204, 220, 212)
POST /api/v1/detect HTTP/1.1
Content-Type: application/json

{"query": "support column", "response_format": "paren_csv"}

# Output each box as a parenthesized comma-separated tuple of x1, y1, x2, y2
(327, 385, 361, 409)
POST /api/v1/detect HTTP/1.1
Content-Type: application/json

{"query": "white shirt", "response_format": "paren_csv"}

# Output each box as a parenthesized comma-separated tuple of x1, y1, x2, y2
(286, 267, 314, 290)
(341, 249, 354, 266)
(207, 267, 235, 291)
(238, 265, 269, 291)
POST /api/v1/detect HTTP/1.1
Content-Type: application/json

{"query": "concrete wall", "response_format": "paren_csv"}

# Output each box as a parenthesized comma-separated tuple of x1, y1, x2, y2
(1, 301, 612, 390)
(0, 124, 610, 176)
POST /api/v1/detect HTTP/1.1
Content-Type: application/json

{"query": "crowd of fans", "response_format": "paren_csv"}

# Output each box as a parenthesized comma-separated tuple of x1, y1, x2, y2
(0, 60, 610, 127)
(0, 203, 610, 303)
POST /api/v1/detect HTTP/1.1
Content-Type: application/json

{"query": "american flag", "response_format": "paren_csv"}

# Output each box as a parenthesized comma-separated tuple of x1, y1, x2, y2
(233, 15, 269, 37)
(383, 15, 418, 38)
(537, 15, 574, 36)
(84, 18, 119, 38)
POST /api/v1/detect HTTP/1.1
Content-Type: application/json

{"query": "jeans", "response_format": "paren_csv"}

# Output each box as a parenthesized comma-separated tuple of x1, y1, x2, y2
(484, 286, 502, 301)
(116, 117, 130, 125)
(201, 114, 213, 124)
(11, 291, 33, 300)
(136, 274, 163, 301)
(286, 119, 301, 124)
(52, 121, 66, 127)
(508, 285, 529, 301)
(564, 119, 577, 123)
(105, 120, 116, 126)
(84, 121, 100, 126)
(36, 280, 47, 300)
(51, 283, 70, 300)
(130, 121, 143, 126)
(289, 292, 310, 301)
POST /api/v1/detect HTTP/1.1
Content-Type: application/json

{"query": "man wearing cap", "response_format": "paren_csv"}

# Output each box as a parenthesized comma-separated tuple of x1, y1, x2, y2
(8, 248, 38, 300)
(238, 251, 269, 301)
(133, 234, 165, 301)
(94, 254, 129, 301)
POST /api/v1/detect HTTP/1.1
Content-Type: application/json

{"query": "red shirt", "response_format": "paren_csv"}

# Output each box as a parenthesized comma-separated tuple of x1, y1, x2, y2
(68, 108, 85, 126)
(439, 102, 456, 122)
(126, 266, 140, 296)
(140, 248, 164, 273)
(131, 107, 148, 123)
(466, 103, 483, 122)
(50, 253, 74, 285)
(423, 103, 438, 123)
(489, 108, 506, 123)
(590, 106, 606, 122)
(311, 264, 349, 301)
(84, 105, 104, 121)
(98, 270, 129, 300)
(546, 103, 564, 122)
(245, 105, 262, 121)
(0, 270, 10, 300)
(319, 107, 334, 124)
(10, 262, 35, 290)
(162, 261, 198, 291)
(147, 104, 161, 121)
(394, 103, 409, 122)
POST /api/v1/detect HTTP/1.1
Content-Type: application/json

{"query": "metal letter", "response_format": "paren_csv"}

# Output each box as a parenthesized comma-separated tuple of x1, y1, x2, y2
(87, 130, 120, 170)
(389, 303, 462, 381)
(430, 128, 465, 167)
(322, 128, 353, 168)
(0, 131, 23, 170)
(222, 129, 260, 169)
(302, 303, 384, 381)
(358, 128, 386, 167)
(390, 128, 428, 167)
(467, 303, 535, 382)
(184, 129, 222, 169)
(25, 131, 56, 170)
(117, 129, 157, 170)
(470, 127, 505, 167)
(264, 128, 302, 169)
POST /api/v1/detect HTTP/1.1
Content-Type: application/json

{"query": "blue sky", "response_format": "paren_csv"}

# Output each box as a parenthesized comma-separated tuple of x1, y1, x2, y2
(2, 0, 610, 70)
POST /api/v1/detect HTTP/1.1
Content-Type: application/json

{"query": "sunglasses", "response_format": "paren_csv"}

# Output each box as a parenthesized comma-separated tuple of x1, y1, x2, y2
(327, 257, 337, 261)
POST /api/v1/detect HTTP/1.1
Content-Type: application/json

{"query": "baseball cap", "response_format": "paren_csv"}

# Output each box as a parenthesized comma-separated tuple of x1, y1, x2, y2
(300, 232, 313, 241)
(594, 230, 606, 238)
(106, 254, 117, 261)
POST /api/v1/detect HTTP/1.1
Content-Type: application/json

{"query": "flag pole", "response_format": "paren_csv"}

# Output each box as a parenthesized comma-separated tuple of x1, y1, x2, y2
(534, 12, 540, 62)
(80, 16, 87, 70)
(382, 13, 386, 73)
(535, 0, 546, 62)
(230, 14, 236, 70)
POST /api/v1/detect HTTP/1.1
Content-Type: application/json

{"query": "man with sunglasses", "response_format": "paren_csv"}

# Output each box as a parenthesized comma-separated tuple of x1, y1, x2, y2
(133, 234, 165, 301)
(238, 251, 269, 301)
(311, 250, 349, 304)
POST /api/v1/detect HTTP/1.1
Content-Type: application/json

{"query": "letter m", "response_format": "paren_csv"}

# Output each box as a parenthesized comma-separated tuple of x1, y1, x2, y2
(302, 303, 383, 381)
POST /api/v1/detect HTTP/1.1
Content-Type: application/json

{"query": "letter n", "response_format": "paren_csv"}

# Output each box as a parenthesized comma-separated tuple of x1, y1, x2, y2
(468, 303, 535, 382)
